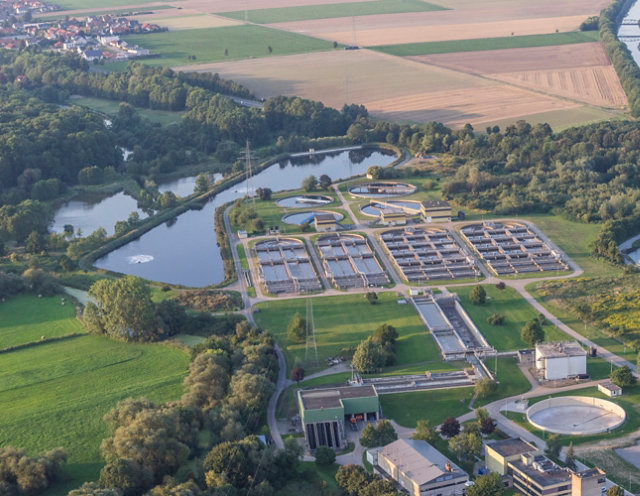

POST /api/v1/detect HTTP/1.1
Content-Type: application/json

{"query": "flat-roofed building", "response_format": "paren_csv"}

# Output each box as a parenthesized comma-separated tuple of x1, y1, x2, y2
(510, 453, 572, 496)
(571, 468, 606, 496)
(535, 341, 587, 380)
(421, 200, 452, 222)
(374, 438, 468, 496)
(485, 438, 541, 475)
(598, 381, 622, 397)
(297, 385, 379, 450)
(380, 208, 407, 226)
(314, 213, 338, 232)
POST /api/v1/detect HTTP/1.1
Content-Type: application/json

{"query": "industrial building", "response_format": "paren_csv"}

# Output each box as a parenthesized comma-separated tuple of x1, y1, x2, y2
(421, 200, 452, 222)
(380, 227, 478, 282)
(254, 238, 322, 294)
(314, 213, 339, 232)
(460, 222, 569, 275)
(316, 233, 389, 289)
(535, 341, 587, 380)
(372, 439, 469, 496)
(297, 385, 380, 450)
(486, 438, 606, 496)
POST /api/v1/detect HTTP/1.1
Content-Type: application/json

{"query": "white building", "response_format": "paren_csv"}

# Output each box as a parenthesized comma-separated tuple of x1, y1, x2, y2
(372, 439, 469, 496)
(535, 341, 586, 380)
(598, 381, 622, 397)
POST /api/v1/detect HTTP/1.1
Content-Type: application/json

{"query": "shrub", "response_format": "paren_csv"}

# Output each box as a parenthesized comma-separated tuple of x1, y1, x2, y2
(487, 313, 504, 325)
(314, 446, 336, 466)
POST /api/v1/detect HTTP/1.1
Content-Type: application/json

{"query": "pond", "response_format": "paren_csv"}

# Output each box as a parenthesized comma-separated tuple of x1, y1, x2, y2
(52, 191, 148, 237)
(94, 148, 396, 287)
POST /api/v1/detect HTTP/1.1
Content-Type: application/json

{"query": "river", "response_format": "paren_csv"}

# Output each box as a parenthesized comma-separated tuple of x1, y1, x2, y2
(618, 0, 640, 65)
(93, 148, 396, 287)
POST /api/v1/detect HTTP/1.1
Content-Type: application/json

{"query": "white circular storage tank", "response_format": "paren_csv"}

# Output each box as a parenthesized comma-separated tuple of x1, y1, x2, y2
(526, 396, 626, 436)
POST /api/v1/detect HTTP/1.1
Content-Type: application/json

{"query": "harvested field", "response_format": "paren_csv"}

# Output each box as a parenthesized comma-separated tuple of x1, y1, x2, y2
(410, 42, 611, 74)
(283, 15, 591, 46)
(494, 66, 627, 108)
(482, 106, 623, 132)
(367, 85, 580, 127)
(178, 0, 371, 13)
(136, 14, 241, 30)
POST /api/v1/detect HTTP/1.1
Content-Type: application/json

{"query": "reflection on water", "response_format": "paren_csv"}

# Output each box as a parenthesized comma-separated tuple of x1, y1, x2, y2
(52, 191, 147, 237)
(95, 149, 396, 287)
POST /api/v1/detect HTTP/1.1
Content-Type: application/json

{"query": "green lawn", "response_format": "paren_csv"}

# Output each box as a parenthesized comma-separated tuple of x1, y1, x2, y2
(70, 96, 184, 126)
(453, 285, 569, 351)
(123, 25, 336, 67)
(0, 295, 84, 349)
(373, 31, 600, 54)
(0, 334, 189, 495)
(253, 292, 442, 373)
(380, 387, 473, 427)
(476, 358, 531, 406)
(219, 0, 446, 24)
(237, 244, 249, 270)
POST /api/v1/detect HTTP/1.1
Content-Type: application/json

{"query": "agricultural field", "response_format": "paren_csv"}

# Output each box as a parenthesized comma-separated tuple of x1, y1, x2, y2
(135, 14, 242, 31)
(0, 295, 84, 350)
(122, 24, 336, 66)
(54, 0, 161, 10)
(218, 0, 446, 24)
(0, 333, 188, 494)
(452, 285, 569, 351)
(253, 291, 442, 373)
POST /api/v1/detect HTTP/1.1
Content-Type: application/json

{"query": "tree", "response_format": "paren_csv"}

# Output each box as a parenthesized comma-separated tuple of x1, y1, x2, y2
(365, 291, 378, 305)
(372, 323, 398, 350)
(84, 276, 157, 342)
(440, 417, 460, 438)
(68, 482, 123, 496)
(448, 431, 481, 460)
(314, 446, 335, 466)
(319, 174, 332, 190)
(302, 175, 318, 192)
(352, 337, 385, 373)
(256, 187, 272, 201)
(480, 416, 496, 435)
(487, 313, 504, 325)
(545, 433, 561, 458)
(367, 166, 383, 180)
(610, 364, 636, 387)
(607, 486, 625, 496)
(565, 442, 576, 470)
(25, 230, 45, 254)
(470, 285, 486, 305)
(521, 319, 544, 347)
(194, 173, 210, 194)
(466, 472, 504, 496)
(474, 378, 497, 399)
(360, 420, 397, 447)
(286, 313, 306, 344)
(412, 420, 437, 443)
(0, 446, 67, 496)
(290, 366, 305, 383)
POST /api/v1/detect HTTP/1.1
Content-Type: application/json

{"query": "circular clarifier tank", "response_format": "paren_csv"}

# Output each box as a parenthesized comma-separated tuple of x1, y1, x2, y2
(526, 396, 626, 436)
(276, 194, 333, 208)
(282, 210, 343, 225)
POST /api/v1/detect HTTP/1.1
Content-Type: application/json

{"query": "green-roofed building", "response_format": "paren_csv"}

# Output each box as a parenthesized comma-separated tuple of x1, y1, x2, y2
(297, 385, 380, 450)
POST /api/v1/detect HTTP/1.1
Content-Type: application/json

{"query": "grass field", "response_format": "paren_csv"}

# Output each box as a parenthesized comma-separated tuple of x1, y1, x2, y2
(55, 0, 158, 10)
(0, 295, 84, 349)
(71, 96, 184, 126)
(219, 0, 446, 24)
(123, 25, 336, 67)
(373, 31, 600, 56)
(253, 292, 441, 373)
(380, 387, 473, 427)
(476, 358, 531, 406)
(453, 285, 569, 351)
(0, 334, 189, 495)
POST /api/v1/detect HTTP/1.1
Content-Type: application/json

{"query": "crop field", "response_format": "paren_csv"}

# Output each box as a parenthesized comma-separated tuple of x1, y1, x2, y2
(218, 0, 446, 24)
(54, 0, 161, 10)
(0, 295, 84, 349)
(136, 14, 242, 30)
(253, 292, 442, 373)
(0, 334, 188, 494)
(123, 24, 335, 66)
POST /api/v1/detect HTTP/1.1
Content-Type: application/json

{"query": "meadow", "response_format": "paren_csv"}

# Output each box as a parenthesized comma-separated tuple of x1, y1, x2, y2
(0, 295, 84, 349)
(374, 31, 600, 56)
(71, 96, 184, 126)
(253, 291, 442, 373)
(219, 0, 446, 24)
(122, 25, 336, 67)
(453, 285, 569, 351)
(0, 333, 189, 494)
(54, 0, 158, 10)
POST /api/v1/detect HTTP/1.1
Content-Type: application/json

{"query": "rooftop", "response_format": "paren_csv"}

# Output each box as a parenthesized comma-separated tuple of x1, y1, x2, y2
(510, 455, 571, 487)
(378, 438, 466, 486)
(315, 213, 337, 223)
(299, 385, 377, 410)
(488, 438, 539, 458)
(574, 467, 605, 479)
(536, 341, 586, 359)
(599, 381, 622, 392)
